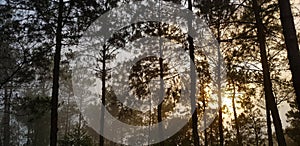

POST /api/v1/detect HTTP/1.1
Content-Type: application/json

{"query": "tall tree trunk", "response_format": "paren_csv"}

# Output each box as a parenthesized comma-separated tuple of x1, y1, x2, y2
(187, 0, 200, 145)
(50, 0, 63, 145)
(252, 0, 287, 145)
(157, 57, 164, 146)
(266, 101, 273, 146)
(100, 46, 106, 146)
(216, 15, 224, 146)
(2, 87, 11, 146)
(278, 0, 300, 112)
(217, 59, 223, 146)
(232, 81, 242, 146)
(158, 32, 164, 146)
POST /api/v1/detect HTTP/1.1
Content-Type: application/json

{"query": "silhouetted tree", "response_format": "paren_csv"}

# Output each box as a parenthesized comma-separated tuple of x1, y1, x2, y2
(278, 0, 300, 112)
(252, 0, 286, 145)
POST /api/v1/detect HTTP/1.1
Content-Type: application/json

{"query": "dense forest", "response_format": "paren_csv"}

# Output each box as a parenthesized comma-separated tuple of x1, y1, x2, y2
(0, 0, 300, 145)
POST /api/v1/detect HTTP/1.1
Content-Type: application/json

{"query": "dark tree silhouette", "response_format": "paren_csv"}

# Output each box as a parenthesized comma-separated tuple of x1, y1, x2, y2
(252, 0, 286, 145)
(187, 0, 200, 145)
(50, 0, 63, 145)
(278, 0, 300, 112)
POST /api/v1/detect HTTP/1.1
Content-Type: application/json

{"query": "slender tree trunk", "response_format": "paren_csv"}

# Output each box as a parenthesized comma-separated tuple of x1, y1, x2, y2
(217, 58, 223, 146)
(100, 46, 106, 146)
(189, 29, 200, 146)
(252, 0, 287, 145)
(157, 58, 164, 146)
(187, 0, 200, 145)
(266, 101, 273, 146)
(158, 34, 164, 146)
(50, 0, 64, 145)
(232, 81, 242, 146)
(216, 16, 224, 146)
(278, 0, 300, 112)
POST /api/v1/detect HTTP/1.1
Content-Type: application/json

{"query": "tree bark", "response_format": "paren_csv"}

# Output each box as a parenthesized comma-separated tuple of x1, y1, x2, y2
(232, 81, 242, 146)
(252, 0, 287, 145)
(100, 46, 106, 146)
(217, 59, 223, 146)
(278, 0, 300, 112)
(50, 0, 64, 145)
(217, 18, 224, 146)
(158, 36, 164, 146)
(187, 0, 200, 146)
